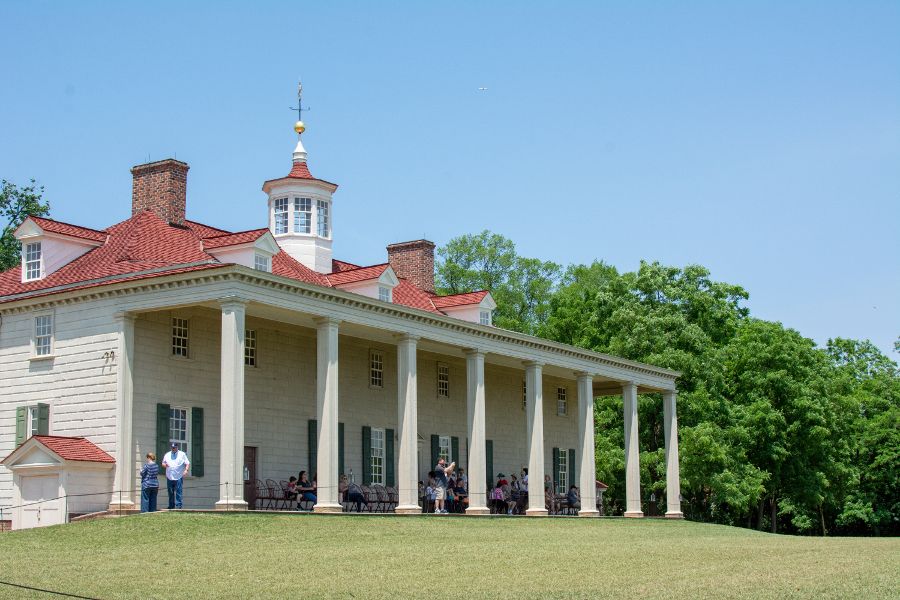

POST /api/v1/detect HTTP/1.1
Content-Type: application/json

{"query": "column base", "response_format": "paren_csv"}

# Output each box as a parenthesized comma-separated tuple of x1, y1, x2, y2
(312, 503, 343, 514)
(394, 505, 422, 515)
(107, 501, 137, 514)
(624, 510, 644, 518)
(526, 508, 549, 517)
(214, 500, 248, 511)
(665, 511, 684, 519)
(577, 509, 600, 517)
(465, 506, 491, 515)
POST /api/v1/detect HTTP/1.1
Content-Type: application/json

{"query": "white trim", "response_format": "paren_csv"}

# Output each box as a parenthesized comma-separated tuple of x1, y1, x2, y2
(31, 309, 54, 357)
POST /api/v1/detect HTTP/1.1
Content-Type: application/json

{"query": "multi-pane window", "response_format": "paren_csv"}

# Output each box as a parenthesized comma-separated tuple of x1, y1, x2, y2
(294, 197, 312, 234)
(369, 349, 384, 388)
(24, 242, 42, 281)
(274, 197, 289, 234)
(172, 318, 189, 358)
(169, 407, 189, 453)
(437, 363, 450, 398)
(557, 450, 569, 494)
(370, 427, 385, 485)
(317, 199, 330, 237)
(522, 379, 527, 411)
(557, 387, 568, 416)
(378, 285, 392, 303)
(34, 314, 53, 356)
(28, 406, 40, 437)
(254, 253, 271, 272)
(438, 435, 451, 463)
(479, 310, 491, 326)
(245, 329, 257, 367)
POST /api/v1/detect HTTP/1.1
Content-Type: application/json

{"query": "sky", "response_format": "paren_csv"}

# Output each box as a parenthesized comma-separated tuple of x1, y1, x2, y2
(1, 1, 898, 357)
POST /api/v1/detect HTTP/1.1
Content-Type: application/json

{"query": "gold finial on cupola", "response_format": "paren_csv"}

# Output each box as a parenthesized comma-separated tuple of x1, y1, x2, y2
(291, 80, 309, 136)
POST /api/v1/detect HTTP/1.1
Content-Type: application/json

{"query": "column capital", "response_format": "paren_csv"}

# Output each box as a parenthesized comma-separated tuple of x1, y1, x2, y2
(621, 380, 638, 390)
(663, 388, 678, 399)
(113, 311, 136, 324)
(574, 371, 594, 380)
(313, 315, 341, 327)
(464, 348, 486, 359)
(394, 333, 420, 344)
(218, 295, 249, 311)
(522, 360, 545, 369)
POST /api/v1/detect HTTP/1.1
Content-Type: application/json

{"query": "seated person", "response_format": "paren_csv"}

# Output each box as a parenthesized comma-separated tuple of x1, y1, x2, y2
(340, 475, 367, 512)
(297, 470, 317, 508)
(286, 476, 298, 501)
(567, 485, 581, 511)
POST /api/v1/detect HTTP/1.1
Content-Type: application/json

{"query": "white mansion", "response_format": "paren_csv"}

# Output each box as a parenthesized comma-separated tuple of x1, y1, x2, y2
(0, 118, 683, 528)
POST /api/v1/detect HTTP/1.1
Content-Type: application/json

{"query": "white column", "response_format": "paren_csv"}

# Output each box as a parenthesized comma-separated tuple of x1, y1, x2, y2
(663, 390, 684, 518)
(395, 334, 421, 514)
(465, 349, 489, 515)
(576, 372, 599, 517)
(216, 299, 248, 510)
(525, 361, 548, 516)
(109, 312, 136, 512)
(314, 317, 342, 512)
(622, 381, 643, 517)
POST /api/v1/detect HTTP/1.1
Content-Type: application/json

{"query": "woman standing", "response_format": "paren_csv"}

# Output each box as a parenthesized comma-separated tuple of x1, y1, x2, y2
(140, 452, 160, 513)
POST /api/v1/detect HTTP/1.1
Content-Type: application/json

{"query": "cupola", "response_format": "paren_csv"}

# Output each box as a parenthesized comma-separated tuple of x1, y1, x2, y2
(261, 87, 338, 274)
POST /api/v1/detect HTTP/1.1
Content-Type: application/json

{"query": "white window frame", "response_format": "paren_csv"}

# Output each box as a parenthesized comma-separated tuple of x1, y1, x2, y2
(245, 329, 257, 367)
(370, 427, 385, 485)
(557, 450, 569, 494)
(23, 242, 43, 281)
(274, 197, 289, 234)
(437, 363, 450, 398)
(28, 405, 40, 437)
(316, 199, 330, 237)
(438, 435, 451, 463)
(169, 407, 191, 454)
(479, 310, 491, 326)
(253, 253, 271, 272)
(378, 285, 392, 303)
(369, 349, 384, 389)
(172, 317, 189, 358)
(557, 387, 568, 416)
(32, 312, 54, 358)
(294, 197, 312, 234)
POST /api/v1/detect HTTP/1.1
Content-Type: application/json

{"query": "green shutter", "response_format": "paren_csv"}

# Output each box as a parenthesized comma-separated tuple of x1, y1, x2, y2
(191, 408, 204, 477)
(485, 439, 494, 489)
(430, 434, 439, 469)
(362, 426, 372, 485)
(156, 403, 170, 470)
(308, 419, 318, 479)
(553, 447, 560, 493)
(338, 422, 345, 477)
(15, 406, 27, 447)
(451, 436, 460, 466)
(568, 448, 576, 488)
(386, 428, 395, 487)
(36, 403, 50, 436)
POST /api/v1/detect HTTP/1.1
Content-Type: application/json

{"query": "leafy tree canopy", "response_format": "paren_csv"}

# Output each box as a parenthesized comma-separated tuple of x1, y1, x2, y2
(0, 178, 49, 271)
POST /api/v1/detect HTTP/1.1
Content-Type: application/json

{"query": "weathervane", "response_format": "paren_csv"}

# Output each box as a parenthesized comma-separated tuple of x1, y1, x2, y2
(290, 80, 310, 128)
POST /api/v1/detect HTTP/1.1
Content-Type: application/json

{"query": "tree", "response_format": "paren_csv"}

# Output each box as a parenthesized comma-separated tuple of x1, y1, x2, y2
(0, 179, 49, 271)
(436, 231, 560, 335)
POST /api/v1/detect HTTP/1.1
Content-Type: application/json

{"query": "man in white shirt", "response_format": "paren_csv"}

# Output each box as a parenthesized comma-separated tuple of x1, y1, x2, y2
(162, 442, 190, 509)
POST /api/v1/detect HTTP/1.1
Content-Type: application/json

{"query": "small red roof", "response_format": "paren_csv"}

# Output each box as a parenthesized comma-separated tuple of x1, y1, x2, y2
(327, 263, 390, 286)
(331, 259, 361, 273)
(32, 435, 115, 463)
(29, 216, 107, 243)
(431, 290, 489, 309)
(202, 228, 269, 249)
(288, 161, 315, 179)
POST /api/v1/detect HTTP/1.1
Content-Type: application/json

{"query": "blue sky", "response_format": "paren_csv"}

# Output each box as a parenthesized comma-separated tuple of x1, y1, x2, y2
(2, 1, 898, 356)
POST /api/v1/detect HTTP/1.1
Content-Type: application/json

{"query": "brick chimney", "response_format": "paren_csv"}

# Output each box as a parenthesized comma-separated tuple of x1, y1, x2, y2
(131, 159, 189, 225)
(387, 239, 436, 293)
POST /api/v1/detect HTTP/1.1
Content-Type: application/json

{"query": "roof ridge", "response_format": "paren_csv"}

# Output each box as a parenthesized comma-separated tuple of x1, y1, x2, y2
(29, 215, 108, 235)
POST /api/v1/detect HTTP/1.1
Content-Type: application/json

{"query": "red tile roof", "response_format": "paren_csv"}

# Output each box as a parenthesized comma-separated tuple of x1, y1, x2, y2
(393, 280, 442, 313)
(431, 290, 489, 308)
(331, 259, 361, 272)
(202, 228, 269, 249)
(326, 263, 389, 286)
(288, 161, 315, 179)
(32, 435, 115, 463)
(29, 216, 107, 243)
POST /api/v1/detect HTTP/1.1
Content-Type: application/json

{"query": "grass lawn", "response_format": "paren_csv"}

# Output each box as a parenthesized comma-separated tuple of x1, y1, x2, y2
(1, 513, 898, 599)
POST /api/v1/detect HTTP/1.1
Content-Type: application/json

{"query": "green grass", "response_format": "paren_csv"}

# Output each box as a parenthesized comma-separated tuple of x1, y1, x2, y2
(1, 513, 898, 599)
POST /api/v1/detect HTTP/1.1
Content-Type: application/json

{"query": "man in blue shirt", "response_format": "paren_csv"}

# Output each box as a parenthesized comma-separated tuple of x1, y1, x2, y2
(162, 442, 190, 509)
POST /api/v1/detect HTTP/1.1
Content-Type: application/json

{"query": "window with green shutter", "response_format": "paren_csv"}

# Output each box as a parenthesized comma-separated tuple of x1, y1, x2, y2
(485, 439, 494, 489)
(338, 422, 345, 477)
(36, 403, 49, 436)
(156, 403, 171, 470)
(451, 436, 460, 466)
(308, 419, 318, 479)
(568, 448, 576, 489)
(553, 447, 561, 493)
(430, 435, 439, 470)
(15, 406, 27, 447)
(385, 428, 395, 487)
(362, 426, 372, 485)
(191, 407, 204, 477)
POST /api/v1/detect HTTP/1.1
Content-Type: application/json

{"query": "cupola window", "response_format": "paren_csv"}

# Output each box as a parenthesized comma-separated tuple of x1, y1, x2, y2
(24, 242, 43, 281)
(317, 199, 330, 237)
(294, 197, 312, 234)
(274, 197, 289, 234)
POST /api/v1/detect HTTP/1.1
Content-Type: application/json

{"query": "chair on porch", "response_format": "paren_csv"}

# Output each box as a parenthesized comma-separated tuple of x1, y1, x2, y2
(373, 485, 392, 512)
(280, 480, 297, 510)
(254, 479, 272, 510)
(386, 486, 399, 512)
(266, 479, 285, 510)
(362, 486, 379, 512)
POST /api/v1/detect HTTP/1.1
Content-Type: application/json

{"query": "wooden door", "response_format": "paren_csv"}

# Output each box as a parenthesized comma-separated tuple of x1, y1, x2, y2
(244, 447, 258, 510)
(20, 475, 60, 529)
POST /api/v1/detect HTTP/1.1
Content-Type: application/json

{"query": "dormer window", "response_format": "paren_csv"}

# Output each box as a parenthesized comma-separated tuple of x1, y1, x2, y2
(23, 242, 43, 281)
(317, 199, 330, 237)
(479, 310, 491, 326)
(378, 285, 392, 303)
(254, 253, 271, 272)
(274, 197, 289, 234)
(294, 197, 312, 234)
